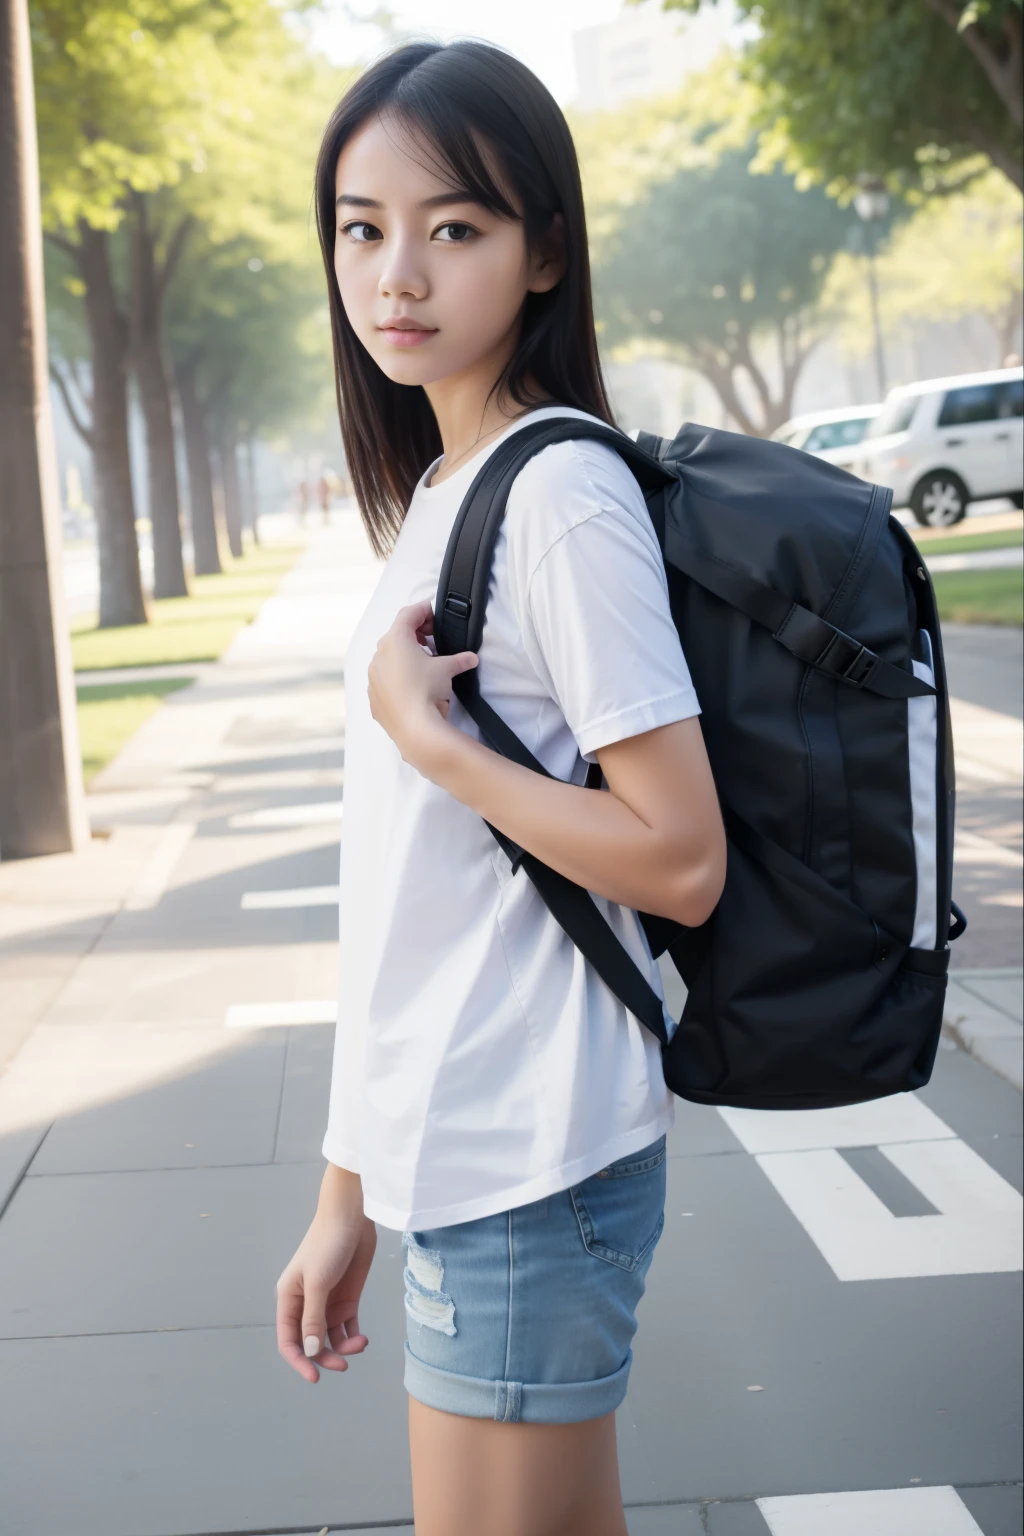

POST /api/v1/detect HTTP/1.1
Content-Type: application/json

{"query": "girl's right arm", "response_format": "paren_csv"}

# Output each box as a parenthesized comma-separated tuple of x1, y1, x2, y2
(276, 1163, 377, 1384)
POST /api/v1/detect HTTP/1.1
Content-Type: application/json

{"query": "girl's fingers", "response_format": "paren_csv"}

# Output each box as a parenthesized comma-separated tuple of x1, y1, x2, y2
(446, 651, 479, 678)
(396, 600, 434, 631)
(276, 1278, 320, 1383)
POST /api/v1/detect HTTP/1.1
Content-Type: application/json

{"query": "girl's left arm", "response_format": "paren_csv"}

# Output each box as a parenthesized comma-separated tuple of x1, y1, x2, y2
(367, 601, 726, 928)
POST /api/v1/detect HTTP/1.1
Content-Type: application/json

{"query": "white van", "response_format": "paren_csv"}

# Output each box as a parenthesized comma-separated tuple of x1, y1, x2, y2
(851, 366, 1024, 525)
(772, 404, 881, 467)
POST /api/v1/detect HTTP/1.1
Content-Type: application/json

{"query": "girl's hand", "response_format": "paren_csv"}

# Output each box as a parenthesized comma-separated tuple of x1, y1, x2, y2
(276, 1169, 377, 1384)
(367, 600, 478, 770)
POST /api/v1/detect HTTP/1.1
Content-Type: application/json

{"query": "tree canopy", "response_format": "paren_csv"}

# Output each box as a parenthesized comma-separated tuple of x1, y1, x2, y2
(593, 141, 854, 434)
(653, 0, 1024, 193)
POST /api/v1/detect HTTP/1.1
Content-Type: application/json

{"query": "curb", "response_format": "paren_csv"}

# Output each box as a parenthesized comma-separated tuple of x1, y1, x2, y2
(943, 969, 1024, 1093)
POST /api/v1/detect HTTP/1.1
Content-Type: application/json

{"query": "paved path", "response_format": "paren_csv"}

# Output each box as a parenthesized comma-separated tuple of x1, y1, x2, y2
(0, 515, 1020, 1535)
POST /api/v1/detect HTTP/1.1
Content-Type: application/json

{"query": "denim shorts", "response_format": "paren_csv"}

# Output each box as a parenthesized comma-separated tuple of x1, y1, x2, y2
(401, 1133, 667, 1424)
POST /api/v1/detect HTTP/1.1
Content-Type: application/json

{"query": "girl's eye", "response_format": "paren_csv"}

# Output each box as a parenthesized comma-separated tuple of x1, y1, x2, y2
(434, 222, 477, 243)
(341, 221, 382, 243)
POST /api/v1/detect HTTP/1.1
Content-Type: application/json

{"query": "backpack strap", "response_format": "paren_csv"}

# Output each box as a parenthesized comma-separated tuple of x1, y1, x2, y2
(660, 536, 935, 701)
(434, 416, 675, 1047)
(434, 417, 670, 656)
(451, 669, 671, 1049)
(435, 415, 932, 700)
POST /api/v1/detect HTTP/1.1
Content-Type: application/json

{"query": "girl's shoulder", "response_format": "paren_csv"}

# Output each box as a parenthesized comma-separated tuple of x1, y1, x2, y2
(503, 427, 654, 577)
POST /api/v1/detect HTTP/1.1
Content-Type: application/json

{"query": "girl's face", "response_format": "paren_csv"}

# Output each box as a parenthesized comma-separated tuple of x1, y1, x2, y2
(333, 113, 563, 390)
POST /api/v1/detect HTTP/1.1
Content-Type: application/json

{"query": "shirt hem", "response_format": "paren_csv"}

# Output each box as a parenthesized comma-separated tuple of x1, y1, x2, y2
(360, 1106, 676, 1232)
(322, 1137, 361, 1174)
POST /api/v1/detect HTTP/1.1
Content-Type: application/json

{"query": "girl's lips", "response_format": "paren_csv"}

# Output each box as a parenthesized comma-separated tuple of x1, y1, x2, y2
(380, 326, 437, 348)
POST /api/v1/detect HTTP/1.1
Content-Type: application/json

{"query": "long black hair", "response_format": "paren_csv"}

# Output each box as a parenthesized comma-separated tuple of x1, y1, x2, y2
(314, 39, 614, 556)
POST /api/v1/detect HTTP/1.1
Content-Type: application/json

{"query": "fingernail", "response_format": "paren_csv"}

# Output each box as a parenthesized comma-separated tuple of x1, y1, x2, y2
(304, 1335, 320, 1357)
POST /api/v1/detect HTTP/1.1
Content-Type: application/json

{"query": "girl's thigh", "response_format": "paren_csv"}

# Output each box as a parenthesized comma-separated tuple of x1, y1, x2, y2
(408, 1398, 629, 1536)
(402, 1134, 667, 1534)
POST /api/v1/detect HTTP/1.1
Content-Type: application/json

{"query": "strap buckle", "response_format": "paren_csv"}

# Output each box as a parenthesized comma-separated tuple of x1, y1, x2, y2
(815, 628, 879, 688)
(444, 592, 471, 620)
(840, 643, 878, 688)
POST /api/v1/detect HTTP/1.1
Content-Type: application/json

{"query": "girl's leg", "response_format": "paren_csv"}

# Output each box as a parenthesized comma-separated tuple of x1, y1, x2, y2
(408, 1396, 630, 1536)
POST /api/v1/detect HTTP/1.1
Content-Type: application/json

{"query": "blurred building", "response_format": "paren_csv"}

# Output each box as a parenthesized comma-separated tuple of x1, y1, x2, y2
(572, 0, 738, 112)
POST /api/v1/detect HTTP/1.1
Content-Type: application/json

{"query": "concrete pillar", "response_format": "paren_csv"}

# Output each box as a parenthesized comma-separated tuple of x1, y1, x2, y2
(0, 0, 88, 858)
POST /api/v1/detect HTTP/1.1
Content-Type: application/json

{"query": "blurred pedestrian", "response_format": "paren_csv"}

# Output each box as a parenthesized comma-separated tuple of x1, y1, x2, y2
(318, 472, 331, 523)
(277, 41, 725, 1536)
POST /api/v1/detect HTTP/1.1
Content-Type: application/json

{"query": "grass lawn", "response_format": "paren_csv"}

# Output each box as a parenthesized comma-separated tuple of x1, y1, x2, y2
(932, 566, 1023, 627)
(917, 528, 1023, 557)
(77, 678, 194, 785)
(72, 543, 302, 672)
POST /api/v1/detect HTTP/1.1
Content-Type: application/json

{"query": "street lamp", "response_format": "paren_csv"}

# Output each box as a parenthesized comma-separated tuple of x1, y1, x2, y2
(854, 174, 890, 399)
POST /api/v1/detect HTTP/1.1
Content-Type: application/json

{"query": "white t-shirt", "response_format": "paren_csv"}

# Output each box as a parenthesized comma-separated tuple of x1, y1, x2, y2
(322, 404, 701, 1231)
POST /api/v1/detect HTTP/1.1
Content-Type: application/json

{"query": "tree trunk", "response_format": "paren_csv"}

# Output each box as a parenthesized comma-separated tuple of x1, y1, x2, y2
(0, 0, 88, 857)
(76, 223, 146, 627)
(130, 199, 187, 599)
(244, 435, 260, 544)
(176, 359, 221, 575)
(218, 419, 244, 558)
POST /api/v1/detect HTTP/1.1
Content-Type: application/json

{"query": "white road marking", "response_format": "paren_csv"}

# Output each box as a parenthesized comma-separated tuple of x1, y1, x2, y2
(757, 1484, 984, 1535)
(213, 769, 343, 793)
(123, 822, 196, 910)
(719, 1098, 1022, 1280)
(228, 802, 343, 829)
(954, 827, 1024, 869)
(757, 1140, 1022, 1280)
(241, 886, 340, 909)
(224, 1000, 336, 1028)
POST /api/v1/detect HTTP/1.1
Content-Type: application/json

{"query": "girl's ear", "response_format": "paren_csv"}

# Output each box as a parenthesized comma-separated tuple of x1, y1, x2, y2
(527, 212, 567, 295)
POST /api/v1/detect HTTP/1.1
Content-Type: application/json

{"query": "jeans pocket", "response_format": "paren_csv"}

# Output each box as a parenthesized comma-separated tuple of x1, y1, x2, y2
(570, 1134, 667, 1271)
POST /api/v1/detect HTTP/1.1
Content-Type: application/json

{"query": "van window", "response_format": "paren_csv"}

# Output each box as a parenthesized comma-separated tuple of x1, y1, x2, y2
(998, 379, 1023, 418)
(804, 417, 874, 452)
(866, 394, 918, 438)
(938, 383, 1001, 426)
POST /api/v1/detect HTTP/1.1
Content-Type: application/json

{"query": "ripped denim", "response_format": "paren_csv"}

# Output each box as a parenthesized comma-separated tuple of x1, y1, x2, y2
(400, 1133, 667, 1423)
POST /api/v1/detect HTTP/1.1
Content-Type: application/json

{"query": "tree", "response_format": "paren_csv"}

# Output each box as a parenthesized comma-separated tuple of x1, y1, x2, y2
(167, 234, 332, 556)
(160, 40, 345, 559)
(32, 0, 278, 621)
(654, 0, 1023, 193)
(594, 144, 854, 434)
(128, 190, 192, 597)
(1, 0, 87, 856)
(825, 169, 1023, 368)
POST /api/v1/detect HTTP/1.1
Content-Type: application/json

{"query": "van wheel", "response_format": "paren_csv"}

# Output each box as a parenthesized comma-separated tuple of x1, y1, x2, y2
(911, 471, 969, 526)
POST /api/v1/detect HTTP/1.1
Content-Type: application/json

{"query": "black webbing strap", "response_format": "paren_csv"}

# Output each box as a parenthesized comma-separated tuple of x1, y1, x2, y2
(435, 418, 669, 656)
(661, 528, 935, 700)
(453, 671, 670, 1048)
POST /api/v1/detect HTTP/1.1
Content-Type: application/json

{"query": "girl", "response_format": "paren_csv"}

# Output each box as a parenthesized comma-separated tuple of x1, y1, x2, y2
(277, 39, 726, 1536)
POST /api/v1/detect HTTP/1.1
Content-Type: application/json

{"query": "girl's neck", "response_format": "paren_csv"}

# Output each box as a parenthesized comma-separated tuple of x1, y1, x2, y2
(424, 365, 554, 488)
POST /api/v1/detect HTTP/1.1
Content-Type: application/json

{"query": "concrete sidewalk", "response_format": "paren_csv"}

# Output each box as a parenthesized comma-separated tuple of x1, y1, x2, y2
(0, 519, 1020, 1535)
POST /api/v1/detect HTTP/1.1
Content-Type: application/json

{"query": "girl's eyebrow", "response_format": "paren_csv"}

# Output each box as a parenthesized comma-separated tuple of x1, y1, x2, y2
(335, 191, 483, 210)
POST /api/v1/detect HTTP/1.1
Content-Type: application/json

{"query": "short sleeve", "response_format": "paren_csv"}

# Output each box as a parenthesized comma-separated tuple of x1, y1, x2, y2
(509, 442, 701, 760)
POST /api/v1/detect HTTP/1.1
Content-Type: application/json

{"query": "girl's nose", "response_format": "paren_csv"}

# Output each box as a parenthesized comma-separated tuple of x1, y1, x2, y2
(378, 240, 428, 302)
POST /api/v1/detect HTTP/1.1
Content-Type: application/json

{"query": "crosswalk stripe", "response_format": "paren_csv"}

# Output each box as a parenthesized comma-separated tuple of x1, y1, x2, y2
(224, 1000, 336, 1028)
(229, 802, 343, 828)
(241, 886, 340, 909)
(757, 1484, 984, 1535)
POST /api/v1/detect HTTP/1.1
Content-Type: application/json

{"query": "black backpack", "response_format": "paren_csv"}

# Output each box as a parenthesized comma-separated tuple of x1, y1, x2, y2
(433, 416, 965, 1110)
